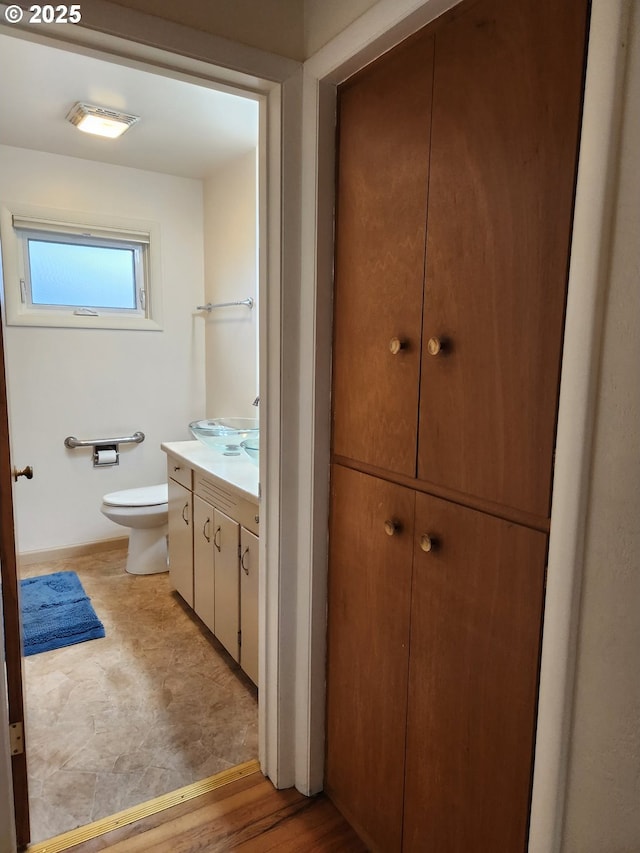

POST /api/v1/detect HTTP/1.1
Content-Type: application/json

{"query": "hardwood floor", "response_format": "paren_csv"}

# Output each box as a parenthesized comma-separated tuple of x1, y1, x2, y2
(43, 769, 366, 852)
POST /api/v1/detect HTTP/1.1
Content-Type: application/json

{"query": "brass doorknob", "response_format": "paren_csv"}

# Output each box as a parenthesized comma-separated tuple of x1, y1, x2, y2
(12, 466, 33, 482)
(420, 533, 436, 552)
(427, 337, 443, 356)
(384, 519, 400, 537)
(389, 337, 406, 355)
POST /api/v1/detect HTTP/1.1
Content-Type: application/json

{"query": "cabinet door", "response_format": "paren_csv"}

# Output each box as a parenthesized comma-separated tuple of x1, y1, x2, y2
(403, 491, 547, 851)
(325, 464, 415, 852)
(193, 495, 215, 633)
(213, 508, 240, 662)
(240, 527, 259, 686)
(332, 34, 434, 477)
(167, 477, 193, 607)
(417, 0, 588, 515)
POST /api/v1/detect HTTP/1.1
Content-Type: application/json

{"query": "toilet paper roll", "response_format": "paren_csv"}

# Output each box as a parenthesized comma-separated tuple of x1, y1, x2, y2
(96, 449, 117, 465)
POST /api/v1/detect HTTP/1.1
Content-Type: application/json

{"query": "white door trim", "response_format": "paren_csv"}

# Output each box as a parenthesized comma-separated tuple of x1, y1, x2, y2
(296, 2, 629, 851)
(528, 3, 631, 849)
(0, 591, 17, 853)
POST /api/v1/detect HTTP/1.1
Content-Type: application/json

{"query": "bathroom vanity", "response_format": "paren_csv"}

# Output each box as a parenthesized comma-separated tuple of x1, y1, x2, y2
(161, 440, 259, 686)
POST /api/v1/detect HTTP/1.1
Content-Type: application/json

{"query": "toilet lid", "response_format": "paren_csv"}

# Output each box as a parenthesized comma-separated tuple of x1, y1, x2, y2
(103, 484, 168, 508)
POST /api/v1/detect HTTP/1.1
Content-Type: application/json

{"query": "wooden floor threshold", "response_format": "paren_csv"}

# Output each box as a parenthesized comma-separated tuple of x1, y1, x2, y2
(27, 760, 260, 853)
(25, 760, 366, 852)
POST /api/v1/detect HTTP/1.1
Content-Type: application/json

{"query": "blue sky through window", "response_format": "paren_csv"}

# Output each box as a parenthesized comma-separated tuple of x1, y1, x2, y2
(28, 239, 137, 309)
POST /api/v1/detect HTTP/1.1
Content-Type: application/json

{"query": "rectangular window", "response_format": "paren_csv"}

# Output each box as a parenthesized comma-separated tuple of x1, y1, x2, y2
(1, 206, 162, 331)
(27, 238, 138, 310)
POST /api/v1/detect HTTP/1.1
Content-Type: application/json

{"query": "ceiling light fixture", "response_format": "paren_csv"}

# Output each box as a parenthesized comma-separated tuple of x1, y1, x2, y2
(66, 102, 140, 139)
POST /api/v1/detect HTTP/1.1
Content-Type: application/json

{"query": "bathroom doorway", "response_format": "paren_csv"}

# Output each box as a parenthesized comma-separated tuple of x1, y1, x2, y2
(0, 24, 267, 845)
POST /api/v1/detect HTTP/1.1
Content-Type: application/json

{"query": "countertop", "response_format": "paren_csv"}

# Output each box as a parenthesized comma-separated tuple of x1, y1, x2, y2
(161, 440, 259, 503)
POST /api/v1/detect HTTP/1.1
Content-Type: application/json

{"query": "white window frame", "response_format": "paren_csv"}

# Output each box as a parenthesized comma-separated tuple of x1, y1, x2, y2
(0, 204, 163, 331)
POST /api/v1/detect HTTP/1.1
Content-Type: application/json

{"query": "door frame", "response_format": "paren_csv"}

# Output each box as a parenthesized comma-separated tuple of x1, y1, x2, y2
(0, 2, 302, 844)
(0, 316, 19, 852)
(296, 0, 630, 848)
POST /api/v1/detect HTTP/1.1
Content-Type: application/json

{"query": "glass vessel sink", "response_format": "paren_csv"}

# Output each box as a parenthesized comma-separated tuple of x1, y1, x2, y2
(189, 418, 259, 456)
(241, 436, 259, 466)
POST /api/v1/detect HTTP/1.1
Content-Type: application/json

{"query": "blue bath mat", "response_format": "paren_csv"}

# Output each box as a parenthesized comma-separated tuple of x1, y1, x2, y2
(20, 571, 105, 656)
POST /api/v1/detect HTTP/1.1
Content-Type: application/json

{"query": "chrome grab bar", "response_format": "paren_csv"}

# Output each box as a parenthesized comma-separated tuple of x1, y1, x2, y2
(64, 431, 145, 449)
(196, 297, 254, 311)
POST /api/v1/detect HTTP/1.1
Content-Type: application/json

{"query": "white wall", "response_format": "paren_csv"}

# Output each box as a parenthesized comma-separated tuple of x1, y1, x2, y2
(304, 0, 379, 56)
(93, 0, 381, 60)
(107, 0, 305, 60)
(0, 144, 206, 554)
(561, 4, 640, 850)
(203, 151, 258, 419)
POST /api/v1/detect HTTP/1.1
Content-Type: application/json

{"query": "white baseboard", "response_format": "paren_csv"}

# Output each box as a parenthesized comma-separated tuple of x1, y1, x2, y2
(18, 537, 128, 567)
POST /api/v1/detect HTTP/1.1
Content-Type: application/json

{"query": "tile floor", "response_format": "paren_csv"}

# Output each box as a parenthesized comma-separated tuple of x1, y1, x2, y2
(21, 547, 258, 843)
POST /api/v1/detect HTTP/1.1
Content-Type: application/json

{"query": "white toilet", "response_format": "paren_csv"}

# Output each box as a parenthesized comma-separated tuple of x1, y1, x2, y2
(101, 484, 169, 575)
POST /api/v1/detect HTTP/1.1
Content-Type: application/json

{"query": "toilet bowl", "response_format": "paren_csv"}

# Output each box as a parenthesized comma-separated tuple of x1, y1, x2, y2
(101, 484, 169, 575)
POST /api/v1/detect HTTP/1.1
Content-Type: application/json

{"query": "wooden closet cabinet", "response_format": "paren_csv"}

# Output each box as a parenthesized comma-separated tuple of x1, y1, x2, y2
(326, 466, 415, 852)
(326, 465, 547, 851)
(331, 0, 589, 519)
(332, 32, 433, 481)
(326, 0, 589, 850)
(403, 490, 547, 851)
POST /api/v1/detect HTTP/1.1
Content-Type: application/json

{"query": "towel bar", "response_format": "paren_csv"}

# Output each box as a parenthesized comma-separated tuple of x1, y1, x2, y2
(196, 297, 254, 312)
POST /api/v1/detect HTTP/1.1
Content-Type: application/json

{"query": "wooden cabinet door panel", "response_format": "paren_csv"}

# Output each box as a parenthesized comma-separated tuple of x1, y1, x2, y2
(168, 478, 193, 607)
(325, 464, 415, 852)
(332, 34, 434, 477)
(213, 508, 240, 663)
(417, 0, 588, 515)
(193, 495, 215, 634)
(403, 491, 547, 852)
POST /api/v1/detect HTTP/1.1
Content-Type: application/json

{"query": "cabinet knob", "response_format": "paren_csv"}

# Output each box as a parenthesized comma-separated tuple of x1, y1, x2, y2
(419, 533, 437, 552)
(384, 519, 400, 537)
(181, 502, 189, 525)
(427, 338, 452, 355)
(389, 337, 406, 355)
(203, 517, 211, 543)
(427, 337, 443, 356)
(213, 526, 222, 552)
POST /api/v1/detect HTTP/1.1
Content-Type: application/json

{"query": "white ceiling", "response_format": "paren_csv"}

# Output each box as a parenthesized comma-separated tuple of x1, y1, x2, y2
(0, 33, 259, 180)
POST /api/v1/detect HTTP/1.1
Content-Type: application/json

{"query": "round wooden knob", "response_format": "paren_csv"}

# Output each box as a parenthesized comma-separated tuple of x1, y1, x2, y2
(420, 533, 435, 552)
(389, 337, 406, 355)
(384, 519, 400, 537)
(427, 337, 442, 356)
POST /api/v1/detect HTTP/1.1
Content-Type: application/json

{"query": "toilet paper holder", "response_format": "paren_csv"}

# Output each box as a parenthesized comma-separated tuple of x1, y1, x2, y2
(93, 445, 119, 467)
(64, 431, 145, 467)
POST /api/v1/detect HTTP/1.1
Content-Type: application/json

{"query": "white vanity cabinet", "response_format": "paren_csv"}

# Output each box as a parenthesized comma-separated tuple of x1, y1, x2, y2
(240, 527, 259, 686)
(163, 442, 259, 686)
(193, 495, 215, 633)
(167, 475, 194, 608)
(212, 508, 241, 663)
